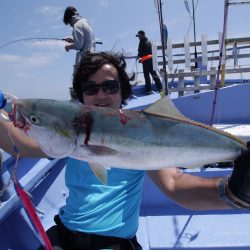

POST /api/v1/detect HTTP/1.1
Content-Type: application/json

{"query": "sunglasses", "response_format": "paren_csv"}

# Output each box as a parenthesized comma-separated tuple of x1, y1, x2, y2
(83, 80, 120, 96)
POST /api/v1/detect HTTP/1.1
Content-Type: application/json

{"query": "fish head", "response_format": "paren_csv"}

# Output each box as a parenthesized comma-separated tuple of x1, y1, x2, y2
(10, 99, 78, 158)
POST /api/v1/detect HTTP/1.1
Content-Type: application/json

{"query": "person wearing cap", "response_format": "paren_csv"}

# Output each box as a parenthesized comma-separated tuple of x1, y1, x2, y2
(136, 30, 162, 94)
(63, 6, 96, 72)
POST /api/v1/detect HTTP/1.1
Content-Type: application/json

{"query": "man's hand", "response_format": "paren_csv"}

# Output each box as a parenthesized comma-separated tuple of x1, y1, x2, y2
(65, 44, 71, 52)
(228, 142, 250, 207)
(65, 44, 75, 52)
(62, 37, 74, 43)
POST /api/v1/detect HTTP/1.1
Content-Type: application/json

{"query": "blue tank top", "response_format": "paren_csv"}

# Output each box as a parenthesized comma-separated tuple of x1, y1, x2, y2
(59, 158, 145, 238)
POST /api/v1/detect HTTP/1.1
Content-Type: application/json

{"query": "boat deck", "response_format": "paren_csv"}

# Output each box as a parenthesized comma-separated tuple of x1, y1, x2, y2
(139, 170, 250, 250)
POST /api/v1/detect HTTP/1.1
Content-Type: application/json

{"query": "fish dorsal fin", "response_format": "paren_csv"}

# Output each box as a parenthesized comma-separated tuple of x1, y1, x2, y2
(143, 96, 246, 147)
(89, 162, 108, 185)
(143, 95, 190, 121)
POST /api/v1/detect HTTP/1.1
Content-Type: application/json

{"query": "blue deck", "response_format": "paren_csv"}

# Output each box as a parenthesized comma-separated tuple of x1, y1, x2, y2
(1, 83, 250, 249)
(1, 152, 250, 250)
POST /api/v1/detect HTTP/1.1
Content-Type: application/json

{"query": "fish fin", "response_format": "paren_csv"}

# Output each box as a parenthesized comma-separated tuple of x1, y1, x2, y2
(143, 95, 191, 122)
(144, 96, 247, 147)
(89, 162, 108, 185)
(83, 145, 118, 156)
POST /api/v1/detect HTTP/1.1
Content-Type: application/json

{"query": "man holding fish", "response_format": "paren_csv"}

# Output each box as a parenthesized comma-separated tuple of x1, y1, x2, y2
(0, 52, 250, 250)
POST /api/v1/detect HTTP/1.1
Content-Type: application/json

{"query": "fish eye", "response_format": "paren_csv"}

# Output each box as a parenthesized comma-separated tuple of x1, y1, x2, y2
(29, 115, 40, 125)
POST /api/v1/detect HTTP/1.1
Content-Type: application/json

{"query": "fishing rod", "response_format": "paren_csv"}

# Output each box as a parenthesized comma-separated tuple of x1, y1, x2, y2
(191, 0, 198, 69)
(156, 0, 169, 95)
(0, 38, 103, 50)
(0, 38, 64, 50)
(210, 0, 229, 126)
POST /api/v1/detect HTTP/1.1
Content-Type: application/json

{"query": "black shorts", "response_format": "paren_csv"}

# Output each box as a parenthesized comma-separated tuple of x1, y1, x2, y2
(37, 215, 142, 250)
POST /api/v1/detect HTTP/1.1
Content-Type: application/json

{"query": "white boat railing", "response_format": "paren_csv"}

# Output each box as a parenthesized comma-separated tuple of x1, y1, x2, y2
(153, 35, 250, 96)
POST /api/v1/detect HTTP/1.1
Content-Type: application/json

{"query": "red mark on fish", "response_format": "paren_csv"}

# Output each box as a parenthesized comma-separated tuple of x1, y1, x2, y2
(83, 113, 92, 145)
(118, 109, 130, 125)
(73, 113, 93, 145)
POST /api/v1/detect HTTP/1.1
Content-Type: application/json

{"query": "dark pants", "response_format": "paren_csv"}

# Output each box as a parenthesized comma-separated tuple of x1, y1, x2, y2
(142, 59, 162, 93)
(37, 215, 142, 250)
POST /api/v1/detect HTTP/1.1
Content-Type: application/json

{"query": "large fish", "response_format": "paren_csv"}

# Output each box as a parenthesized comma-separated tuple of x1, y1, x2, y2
(9, 96, 247, 183)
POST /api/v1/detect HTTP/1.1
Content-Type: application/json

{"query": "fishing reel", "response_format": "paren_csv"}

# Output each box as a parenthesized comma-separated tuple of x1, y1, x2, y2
(0, 91, 6, 109)
(0, 90, 17, 121)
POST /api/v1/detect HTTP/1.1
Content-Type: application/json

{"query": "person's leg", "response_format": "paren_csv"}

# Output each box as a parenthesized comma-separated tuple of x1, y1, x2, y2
(152, 73, 163, 91)
(148, 60, 163, 91)
(143, 61, 152, 93)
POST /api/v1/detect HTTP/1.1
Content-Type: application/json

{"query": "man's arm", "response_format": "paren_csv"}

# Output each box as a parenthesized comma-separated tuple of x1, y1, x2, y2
(148, 168, 229, 210)
(64, 26, 84, 52)
(0, 111, 46, 158)
(148, 148, 250, 211)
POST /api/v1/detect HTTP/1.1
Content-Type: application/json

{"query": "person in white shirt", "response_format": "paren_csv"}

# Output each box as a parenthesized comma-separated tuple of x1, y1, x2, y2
(63, 6, 96, 69)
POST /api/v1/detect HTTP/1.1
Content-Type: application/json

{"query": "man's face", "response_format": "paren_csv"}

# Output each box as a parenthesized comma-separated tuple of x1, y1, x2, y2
(83, 64, 122, 109)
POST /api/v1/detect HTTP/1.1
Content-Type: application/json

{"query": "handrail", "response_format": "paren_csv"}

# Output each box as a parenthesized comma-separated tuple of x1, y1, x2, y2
(157, 36, 250, 50)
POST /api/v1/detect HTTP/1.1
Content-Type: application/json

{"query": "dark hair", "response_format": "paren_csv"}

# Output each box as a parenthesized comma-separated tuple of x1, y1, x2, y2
(73, 52, 134, 104)
(136, 30, 145, 37)
(63, 6, 77, 25)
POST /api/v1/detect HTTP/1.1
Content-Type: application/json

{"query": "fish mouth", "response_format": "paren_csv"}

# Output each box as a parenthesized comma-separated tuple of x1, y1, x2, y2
(8, 102, 29, 130)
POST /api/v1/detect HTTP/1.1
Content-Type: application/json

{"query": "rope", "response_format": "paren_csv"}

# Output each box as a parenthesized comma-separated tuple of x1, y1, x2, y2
(0, 125, 17, 204)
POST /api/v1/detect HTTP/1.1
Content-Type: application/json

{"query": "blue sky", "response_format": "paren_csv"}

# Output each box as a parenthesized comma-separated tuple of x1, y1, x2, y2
(0, 0, 249, 100)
